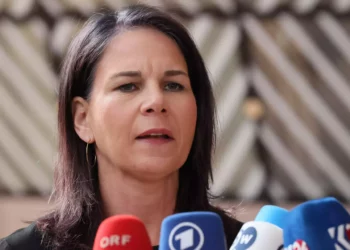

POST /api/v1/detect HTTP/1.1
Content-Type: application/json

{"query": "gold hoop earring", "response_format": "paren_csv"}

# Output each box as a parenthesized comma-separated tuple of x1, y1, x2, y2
(86, 142, 97, 167)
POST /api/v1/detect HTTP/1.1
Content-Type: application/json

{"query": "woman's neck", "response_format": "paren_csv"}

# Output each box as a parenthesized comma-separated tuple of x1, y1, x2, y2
(98, 166, 178, 246)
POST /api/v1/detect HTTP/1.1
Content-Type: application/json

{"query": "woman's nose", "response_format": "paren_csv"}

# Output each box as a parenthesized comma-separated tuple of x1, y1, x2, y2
(140, 88, 167, 114)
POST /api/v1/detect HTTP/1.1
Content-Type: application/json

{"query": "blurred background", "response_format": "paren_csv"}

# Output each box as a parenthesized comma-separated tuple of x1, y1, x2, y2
(1, 0, 350, 238)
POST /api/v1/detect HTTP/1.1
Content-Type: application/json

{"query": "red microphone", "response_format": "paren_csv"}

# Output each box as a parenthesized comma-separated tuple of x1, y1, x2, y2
(93, 215, 153, 250)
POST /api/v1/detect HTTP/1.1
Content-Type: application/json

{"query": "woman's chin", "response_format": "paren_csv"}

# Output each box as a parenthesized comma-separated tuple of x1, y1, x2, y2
(129, 160, 182, 180)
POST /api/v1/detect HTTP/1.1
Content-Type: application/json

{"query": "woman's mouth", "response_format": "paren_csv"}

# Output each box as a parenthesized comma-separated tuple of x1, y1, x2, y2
(136, 129, 174, 145)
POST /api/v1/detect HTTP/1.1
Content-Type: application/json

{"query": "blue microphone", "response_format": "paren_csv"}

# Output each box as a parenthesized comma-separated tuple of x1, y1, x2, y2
(283, 197, 350, 250)
(255, 205, 288, 228)
(159, 211, 227, 250)
(230, 205, 288, 250)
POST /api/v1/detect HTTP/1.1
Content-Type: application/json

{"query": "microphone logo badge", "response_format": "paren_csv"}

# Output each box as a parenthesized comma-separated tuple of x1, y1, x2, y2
(284, 240, 309, 250)
(231, 227, 257, 250)
(328, 223, 350, 249)
(168, 222, 204, 250)
(99, 234, 131, 248)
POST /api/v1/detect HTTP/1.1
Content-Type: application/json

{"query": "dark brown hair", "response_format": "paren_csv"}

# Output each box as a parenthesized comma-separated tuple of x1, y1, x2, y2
(37, 4, 241, 249)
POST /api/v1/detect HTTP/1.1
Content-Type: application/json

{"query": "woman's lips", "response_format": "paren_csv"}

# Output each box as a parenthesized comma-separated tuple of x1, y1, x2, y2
(136, 136, 174, 145)
(136, 128, 174, 139)
(136, 128, 175, 145)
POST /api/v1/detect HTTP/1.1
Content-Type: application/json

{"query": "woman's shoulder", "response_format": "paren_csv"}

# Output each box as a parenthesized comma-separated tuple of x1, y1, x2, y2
(0, 223, 47, 250)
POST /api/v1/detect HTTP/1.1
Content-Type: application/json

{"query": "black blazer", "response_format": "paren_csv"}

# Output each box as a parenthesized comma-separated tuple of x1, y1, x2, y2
(0, 223, 46, 250)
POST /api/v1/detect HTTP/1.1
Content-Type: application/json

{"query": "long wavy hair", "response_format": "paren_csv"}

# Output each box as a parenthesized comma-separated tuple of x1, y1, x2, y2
(37, 4, 241, 249)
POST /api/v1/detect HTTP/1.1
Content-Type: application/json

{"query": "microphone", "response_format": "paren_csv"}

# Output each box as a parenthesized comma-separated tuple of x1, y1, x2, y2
(283, 197, 350, 250)
(93, 215, 153, 250)
(159, 211, 227, 250)
(230, 205, 288, 250)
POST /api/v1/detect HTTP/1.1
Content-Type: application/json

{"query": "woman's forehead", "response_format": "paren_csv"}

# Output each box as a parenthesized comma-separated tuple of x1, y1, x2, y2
(95, 27, 188, 79)
(102, 28, 186, 64)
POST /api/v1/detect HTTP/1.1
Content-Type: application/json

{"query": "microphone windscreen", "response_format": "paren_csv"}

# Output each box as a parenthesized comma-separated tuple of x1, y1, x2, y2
(283, 197, 350, 250)
(230, 205, 288, 250)
(159, 211, 227, 250)
(255, 205, 288, 229)
(93, 215, 152, 250)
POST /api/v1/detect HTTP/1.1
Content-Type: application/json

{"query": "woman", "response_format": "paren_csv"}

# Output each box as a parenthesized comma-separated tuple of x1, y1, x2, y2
(0, 4, 242, 250)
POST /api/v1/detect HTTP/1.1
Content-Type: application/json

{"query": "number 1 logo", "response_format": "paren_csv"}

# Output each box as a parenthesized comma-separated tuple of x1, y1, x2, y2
(168, 222, 204, 250)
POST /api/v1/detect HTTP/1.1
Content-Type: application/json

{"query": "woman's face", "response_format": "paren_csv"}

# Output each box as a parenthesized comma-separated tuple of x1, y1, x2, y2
(79, 28, 197, 180)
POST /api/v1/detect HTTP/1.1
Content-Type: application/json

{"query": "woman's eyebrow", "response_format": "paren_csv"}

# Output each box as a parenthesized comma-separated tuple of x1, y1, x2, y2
(108, 70, 188, 81)
(109, 70, 142, 80)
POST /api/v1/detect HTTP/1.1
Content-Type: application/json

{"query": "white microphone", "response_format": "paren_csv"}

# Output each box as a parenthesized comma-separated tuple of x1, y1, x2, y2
(230, 205, 287, 250)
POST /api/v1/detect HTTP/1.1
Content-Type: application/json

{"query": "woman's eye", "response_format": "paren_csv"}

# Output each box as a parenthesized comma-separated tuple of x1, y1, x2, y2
(117, 83, 138, 92)
(165, 82, 184, 91)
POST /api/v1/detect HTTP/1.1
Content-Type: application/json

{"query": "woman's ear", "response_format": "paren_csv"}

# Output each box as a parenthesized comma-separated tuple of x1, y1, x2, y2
(72, 97, 94, 143)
